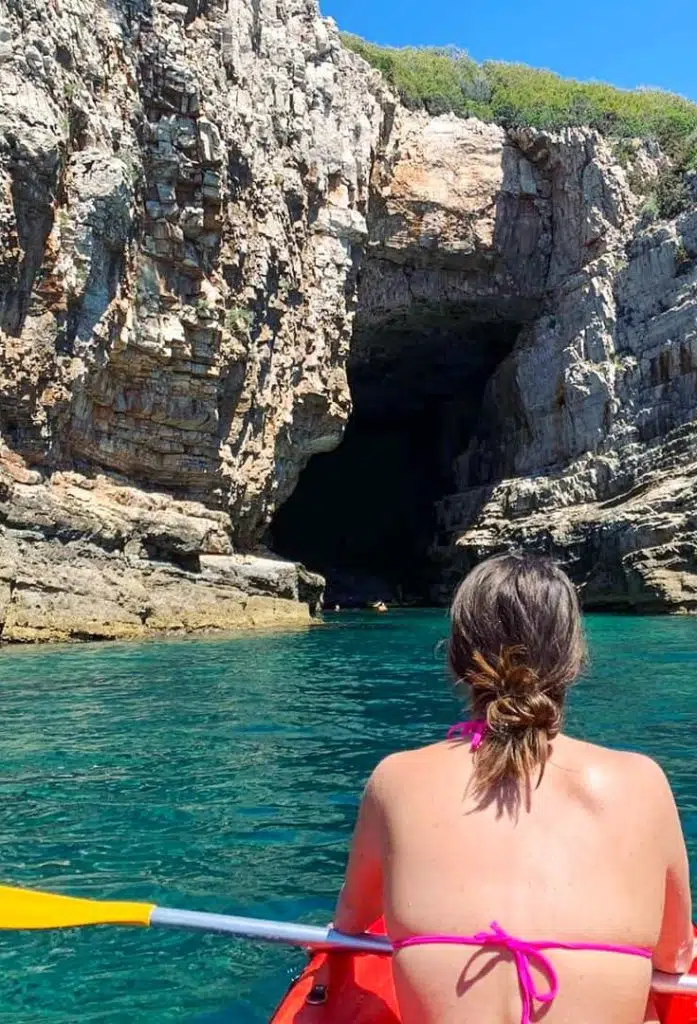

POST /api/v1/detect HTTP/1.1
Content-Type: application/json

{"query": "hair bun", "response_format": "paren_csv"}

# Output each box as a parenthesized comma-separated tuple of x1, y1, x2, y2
(468, 647, 561, 737)
(486, 690, 561, 736)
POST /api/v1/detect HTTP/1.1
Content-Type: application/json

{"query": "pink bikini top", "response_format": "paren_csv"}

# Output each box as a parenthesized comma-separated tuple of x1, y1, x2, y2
(391, 722, 653, 1024)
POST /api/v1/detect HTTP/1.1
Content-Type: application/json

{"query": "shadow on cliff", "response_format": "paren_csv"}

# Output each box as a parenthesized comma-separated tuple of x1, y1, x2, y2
(1, 139, 60, 338)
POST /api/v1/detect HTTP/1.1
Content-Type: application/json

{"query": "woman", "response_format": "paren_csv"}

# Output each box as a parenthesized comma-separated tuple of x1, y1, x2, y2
(334, 554, 693, 1023)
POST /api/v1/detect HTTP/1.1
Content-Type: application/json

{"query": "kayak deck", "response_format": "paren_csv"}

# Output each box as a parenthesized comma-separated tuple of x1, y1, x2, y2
(271, 919, 397, 1023)
(271, 920, 697, 1023)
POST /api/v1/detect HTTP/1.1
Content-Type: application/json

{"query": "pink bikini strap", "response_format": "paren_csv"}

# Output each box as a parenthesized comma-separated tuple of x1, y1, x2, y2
(394, 922, 557, 1024)
(393, 922, 652, 1024)
(447, 719, 488, 751)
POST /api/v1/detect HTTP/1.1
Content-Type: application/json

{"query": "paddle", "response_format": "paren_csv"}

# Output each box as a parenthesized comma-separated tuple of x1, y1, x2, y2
(1, 885, 695, 994)
(0, 884, 390, 953)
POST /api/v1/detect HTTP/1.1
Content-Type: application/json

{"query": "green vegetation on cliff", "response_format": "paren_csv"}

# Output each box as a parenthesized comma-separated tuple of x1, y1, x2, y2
(341, 35, 697, 182)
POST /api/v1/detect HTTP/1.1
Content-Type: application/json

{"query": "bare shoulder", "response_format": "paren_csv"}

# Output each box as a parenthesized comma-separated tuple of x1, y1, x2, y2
(366, 742, 444, 798)
(561, 735, 672, 809)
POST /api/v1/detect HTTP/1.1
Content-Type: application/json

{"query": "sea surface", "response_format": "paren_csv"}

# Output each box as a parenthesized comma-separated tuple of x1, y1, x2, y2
(0, 610, 696, 1022)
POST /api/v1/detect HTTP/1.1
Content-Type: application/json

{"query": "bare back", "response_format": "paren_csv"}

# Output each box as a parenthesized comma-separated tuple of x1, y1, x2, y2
(335, 733, 692, 1024)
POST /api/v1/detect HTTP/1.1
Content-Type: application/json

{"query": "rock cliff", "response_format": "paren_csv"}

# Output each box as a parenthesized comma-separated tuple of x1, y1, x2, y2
(1, 0, 696, 639)
(0, 0, 385, 638)
(408, 124, 697, 612)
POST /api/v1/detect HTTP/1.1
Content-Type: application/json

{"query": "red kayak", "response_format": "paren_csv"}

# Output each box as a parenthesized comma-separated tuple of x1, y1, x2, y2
(656, 927, 697, 1024)
(271, 920, 697, 1023)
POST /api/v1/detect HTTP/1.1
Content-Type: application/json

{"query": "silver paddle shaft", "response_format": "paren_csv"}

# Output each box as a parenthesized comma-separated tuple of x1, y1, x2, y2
(150, 909, 697, 995)
(150, 908, 392, 954)
(652, 969, 697, 995)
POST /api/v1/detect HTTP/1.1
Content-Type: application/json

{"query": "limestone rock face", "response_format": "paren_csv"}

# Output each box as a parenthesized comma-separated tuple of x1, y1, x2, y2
(362, 114, 551, 328)
(0, 0, 387, 536)
(0, 0, 384, 636)
(426, 135, 697, 611)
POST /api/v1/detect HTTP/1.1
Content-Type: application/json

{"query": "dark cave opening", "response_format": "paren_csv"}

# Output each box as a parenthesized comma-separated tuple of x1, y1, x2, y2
(271, 316, 522, 606)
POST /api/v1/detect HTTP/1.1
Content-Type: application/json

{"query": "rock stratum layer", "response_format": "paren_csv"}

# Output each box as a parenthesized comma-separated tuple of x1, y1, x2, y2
(0, 0, 696, 639)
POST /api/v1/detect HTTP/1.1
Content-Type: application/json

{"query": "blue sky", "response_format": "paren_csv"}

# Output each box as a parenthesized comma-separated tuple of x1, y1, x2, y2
(320, 0, 697, 102)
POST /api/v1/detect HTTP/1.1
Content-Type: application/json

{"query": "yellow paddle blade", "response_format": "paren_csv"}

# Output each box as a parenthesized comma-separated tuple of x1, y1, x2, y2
(0, 885, 155, 930)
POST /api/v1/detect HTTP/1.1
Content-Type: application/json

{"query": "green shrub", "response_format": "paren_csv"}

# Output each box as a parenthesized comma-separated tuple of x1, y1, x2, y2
(341, 34, 697, 176)
(341, 36, 491, 118)
(640, 194, 660, 224)
(56, 208, 70, 231)
(225, 306, 254, 334)
(612, 138, 636, 168)
(625, 163, 649, 196)
(655, 166, 692, 219)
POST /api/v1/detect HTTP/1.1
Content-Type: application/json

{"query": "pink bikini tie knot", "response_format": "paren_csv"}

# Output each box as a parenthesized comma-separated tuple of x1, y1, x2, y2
(446, 719, 488, 751)
(394, 921, 558, 1024)
(471, 921, 558, 1024)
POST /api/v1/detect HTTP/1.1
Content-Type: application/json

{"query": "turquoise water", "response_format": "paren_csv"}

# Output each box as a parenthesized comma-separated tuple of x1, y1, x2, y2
(0, 610, 696, 1022)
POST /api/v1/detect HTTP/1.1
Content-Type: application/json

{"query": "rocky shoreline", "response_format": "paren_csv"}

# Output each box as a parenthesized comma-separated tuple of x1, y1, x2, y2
(0, 450, 324, 642)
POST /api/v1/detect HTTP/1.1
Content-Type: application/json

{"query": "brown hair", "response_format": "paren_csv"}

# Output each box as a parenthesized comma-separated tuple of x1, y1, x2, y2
(448, 553, 586, 802)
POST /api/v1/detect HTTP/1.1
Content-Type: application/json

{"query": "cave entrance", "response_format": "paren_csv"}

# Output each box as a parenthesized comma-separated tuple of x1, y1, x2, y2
(270, 314, 522, 606)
